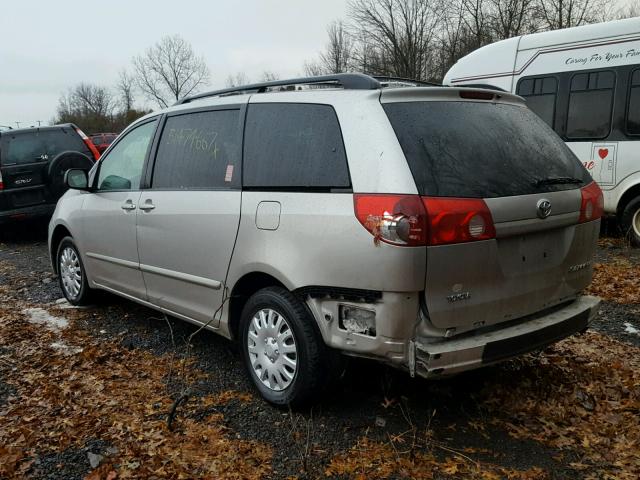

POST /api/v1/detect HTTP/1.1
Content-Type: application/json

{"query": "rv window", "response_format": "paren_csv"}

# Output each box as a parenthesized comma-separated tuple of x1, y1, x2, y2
(516, 76, 557, 128)
(566, 71, 615, 140)
(627, 69, 640, 136)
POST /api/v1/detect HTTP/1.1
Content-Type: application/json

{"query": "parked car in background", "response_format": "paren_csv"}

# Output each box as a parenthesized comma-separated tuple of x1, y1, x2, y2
(90, 133, 118, 154)
(444, 17, 640, 244)
(0, 124, 98, 224)
(49, 74, 601, 406)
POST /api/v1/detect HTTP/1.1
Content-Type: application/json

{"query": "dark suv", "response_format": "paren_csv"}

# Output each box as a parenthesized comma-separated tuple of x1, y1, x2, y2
(0, 124, 99, 224)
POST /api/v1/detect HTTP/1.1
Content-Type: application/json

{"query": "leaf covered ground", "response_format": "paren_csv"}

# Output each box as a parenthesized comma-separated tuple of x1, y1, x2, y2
(1, 226, 639, 479)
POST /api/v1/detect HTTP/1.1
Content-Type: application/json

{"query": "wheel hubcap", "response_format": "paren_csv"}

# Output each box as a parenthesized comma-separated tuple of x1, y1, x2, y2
(633, 209, 640, 239)
(247, 308, 297, 392)
(59, 247, 81, 299)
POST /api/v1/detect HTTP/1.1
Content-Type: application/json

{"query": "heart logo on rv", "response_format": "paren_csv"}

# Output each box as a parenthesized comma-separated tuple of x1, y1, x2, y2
(598, 148, 609, 160)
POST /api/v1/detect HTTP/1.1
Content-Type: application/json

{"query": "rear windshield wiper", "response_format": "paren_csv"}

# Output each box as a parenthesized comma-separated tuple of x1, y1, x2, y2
(534, 176, 584, 187)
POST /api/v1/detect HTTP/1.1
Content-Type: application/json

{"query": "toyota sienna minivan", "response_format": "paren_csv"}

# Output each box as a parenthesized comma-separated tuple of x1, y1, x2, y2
(48, 74, 602, 405)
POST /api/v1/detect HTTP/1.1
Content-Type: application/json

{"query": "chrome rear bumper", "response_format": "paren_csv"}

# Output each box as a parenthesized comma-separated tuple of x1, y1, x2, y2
(411, 295, 600, 378)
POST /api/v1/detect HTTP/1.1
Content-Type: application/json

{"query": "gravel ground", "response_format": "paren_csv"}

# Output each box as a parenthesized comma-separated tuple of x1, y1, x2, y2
(1, 219, 638, 479)
(590, 222, 640, 346)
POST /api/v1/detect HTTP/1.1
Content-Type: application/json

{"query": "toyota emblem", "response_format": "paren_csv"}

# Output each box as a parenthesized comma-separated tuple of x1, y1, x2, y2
(537, 199, 552, 219)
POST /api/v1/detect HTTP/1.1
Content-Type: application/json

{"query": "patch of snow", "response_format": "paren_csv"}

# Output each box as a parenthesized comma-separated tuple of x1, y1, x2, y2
(54, 298, 91, 310)
(50, 341, 83, 356)
(23, 308, 68, 331)
(624, 322, 639, 335)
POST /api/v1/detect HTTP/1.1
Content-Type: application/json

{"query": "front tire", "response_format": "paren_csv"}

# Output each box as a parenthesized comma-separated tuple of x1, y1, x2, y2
(620, 196, 640, 247)
(56, 237, 94, 305)
(239, 287, 328, 406)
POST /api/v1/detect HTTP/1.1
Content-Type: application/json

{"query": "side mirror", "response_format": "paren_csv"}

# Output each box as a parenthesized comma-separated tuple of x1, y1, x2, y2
(64, 168, 89, 190)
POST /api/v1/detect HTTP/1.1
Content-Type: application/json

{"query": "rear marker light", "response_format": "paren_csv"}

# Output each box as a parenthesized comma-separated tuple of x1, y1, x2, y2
(579, 182, 604, 223)
(0, 170, 3, 190)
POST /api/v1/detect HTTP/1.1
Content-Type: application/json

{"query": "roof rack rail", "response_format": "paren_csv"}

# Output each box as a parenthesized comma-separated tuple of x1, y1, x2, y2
(373, 76, 440, 87)
(176, 73, 381, 105)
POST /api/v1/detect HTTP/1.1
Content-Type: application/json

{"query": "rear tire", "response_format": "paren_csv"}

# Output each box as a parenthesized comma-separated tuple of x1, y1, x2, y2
(620, 196, 640, 247)
(239, 287, 328, 407)
(56, 237, 94, 306)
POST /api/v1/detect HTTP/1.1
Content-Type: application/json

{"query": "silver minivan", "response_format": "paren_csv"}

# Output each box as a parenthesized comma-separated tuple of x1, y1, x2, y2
(49, 74, 602, 405)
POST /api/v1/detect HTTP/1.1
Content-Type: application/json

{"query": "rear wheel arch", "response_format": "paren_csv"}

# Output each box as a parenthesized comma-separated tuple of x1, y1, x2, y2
(616, 183, 640, 218)
(228, 272, 287, 341)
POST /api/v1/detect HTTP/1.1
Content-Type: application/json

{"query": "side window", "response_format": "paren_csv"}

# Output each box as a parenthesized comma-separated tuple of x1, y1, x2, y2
(97, 120, 157, 191)
(516, 76, 558, 128)
(627, 69, 640, 136)
(243, 103, 350, 189)
(152, 109, 241, 189)
(566, 70, 615, 140)
(2, 133, 44, 165)
(40, 129, 86, 157)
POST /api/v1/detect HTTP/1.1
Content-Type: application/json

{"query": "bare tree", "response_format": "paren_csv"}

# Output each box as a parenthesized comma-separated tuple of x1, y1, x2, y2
(303, 61, 326, 76)
(616, 0, 640, 18)
(58, 83, 115, 118)
(348, 0, 439, 80)
(460, 0, 493, 49)
(319, 21, 354, 73)
(225, 72, 250, 87)
(117, 70, 136, 112)
(430, 0, 473, 80)
(490, 0, 538, 39)
(261, 71, 280, 82)
(132, 35, 210, 108)
(534, 0, 606, 30)
(55, 83, 117, 132)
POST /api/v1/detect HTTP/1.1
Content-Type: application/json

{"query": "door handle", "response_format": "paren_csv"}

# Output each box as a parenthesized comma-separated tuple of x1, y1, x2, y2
(121, 201, 136, 211)
(139, 201, 155, 211)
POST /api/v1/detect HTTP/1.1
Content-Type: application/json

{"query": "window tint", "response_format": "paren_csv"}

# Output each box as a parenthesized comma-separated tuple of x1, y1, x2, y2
(627, 69, 640, 136)
(243, 104, 350, 189)
(517, 76, 557, 127)
(152, 110, 241, 189)
(566, 71, 615, 139)
(97, 120, 157, 191)
(383, 101, 590, 198)
(1, 128, 86, 165)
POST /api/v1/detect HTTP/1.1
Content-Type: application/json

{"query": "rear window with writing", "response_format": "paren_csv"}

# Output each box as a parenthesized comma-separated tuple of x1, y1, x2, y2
(152, 109, 241, 189)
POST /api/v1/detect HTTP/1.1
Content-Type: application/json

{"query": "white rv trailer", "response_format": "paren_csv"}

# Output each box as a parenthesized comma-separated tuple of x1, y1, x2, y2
(444, 18, 640, 243)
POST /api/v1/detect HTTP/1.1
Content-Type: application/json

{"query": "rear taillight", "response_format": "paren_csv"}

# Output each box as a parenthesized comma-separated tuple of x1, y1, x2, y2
(353, 194, 496, 246)
(354, 194, 427, 246)
(75, 127, 101, 161)
(579, 181, 604, 223)
(422, 197, 496, 245)
(0, 169, 3, 190)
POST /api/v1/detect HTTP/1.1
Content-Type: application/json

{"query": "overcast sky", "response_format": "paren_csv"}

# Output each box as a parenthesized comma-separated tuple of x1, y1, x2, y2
(0, 0, 347, 127)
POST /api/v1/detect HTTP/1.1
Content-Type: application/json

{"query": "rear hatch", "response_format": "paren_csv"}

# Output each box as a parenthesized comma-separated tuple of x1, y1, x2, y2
(382, 90, 600, 334)
(0, 127, 89, 210)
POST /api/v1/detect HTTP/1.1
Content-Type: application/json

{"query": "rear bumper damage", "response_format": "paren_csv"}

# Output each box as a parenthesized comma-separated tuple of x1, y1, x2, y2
(410, 295, 600, 378)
